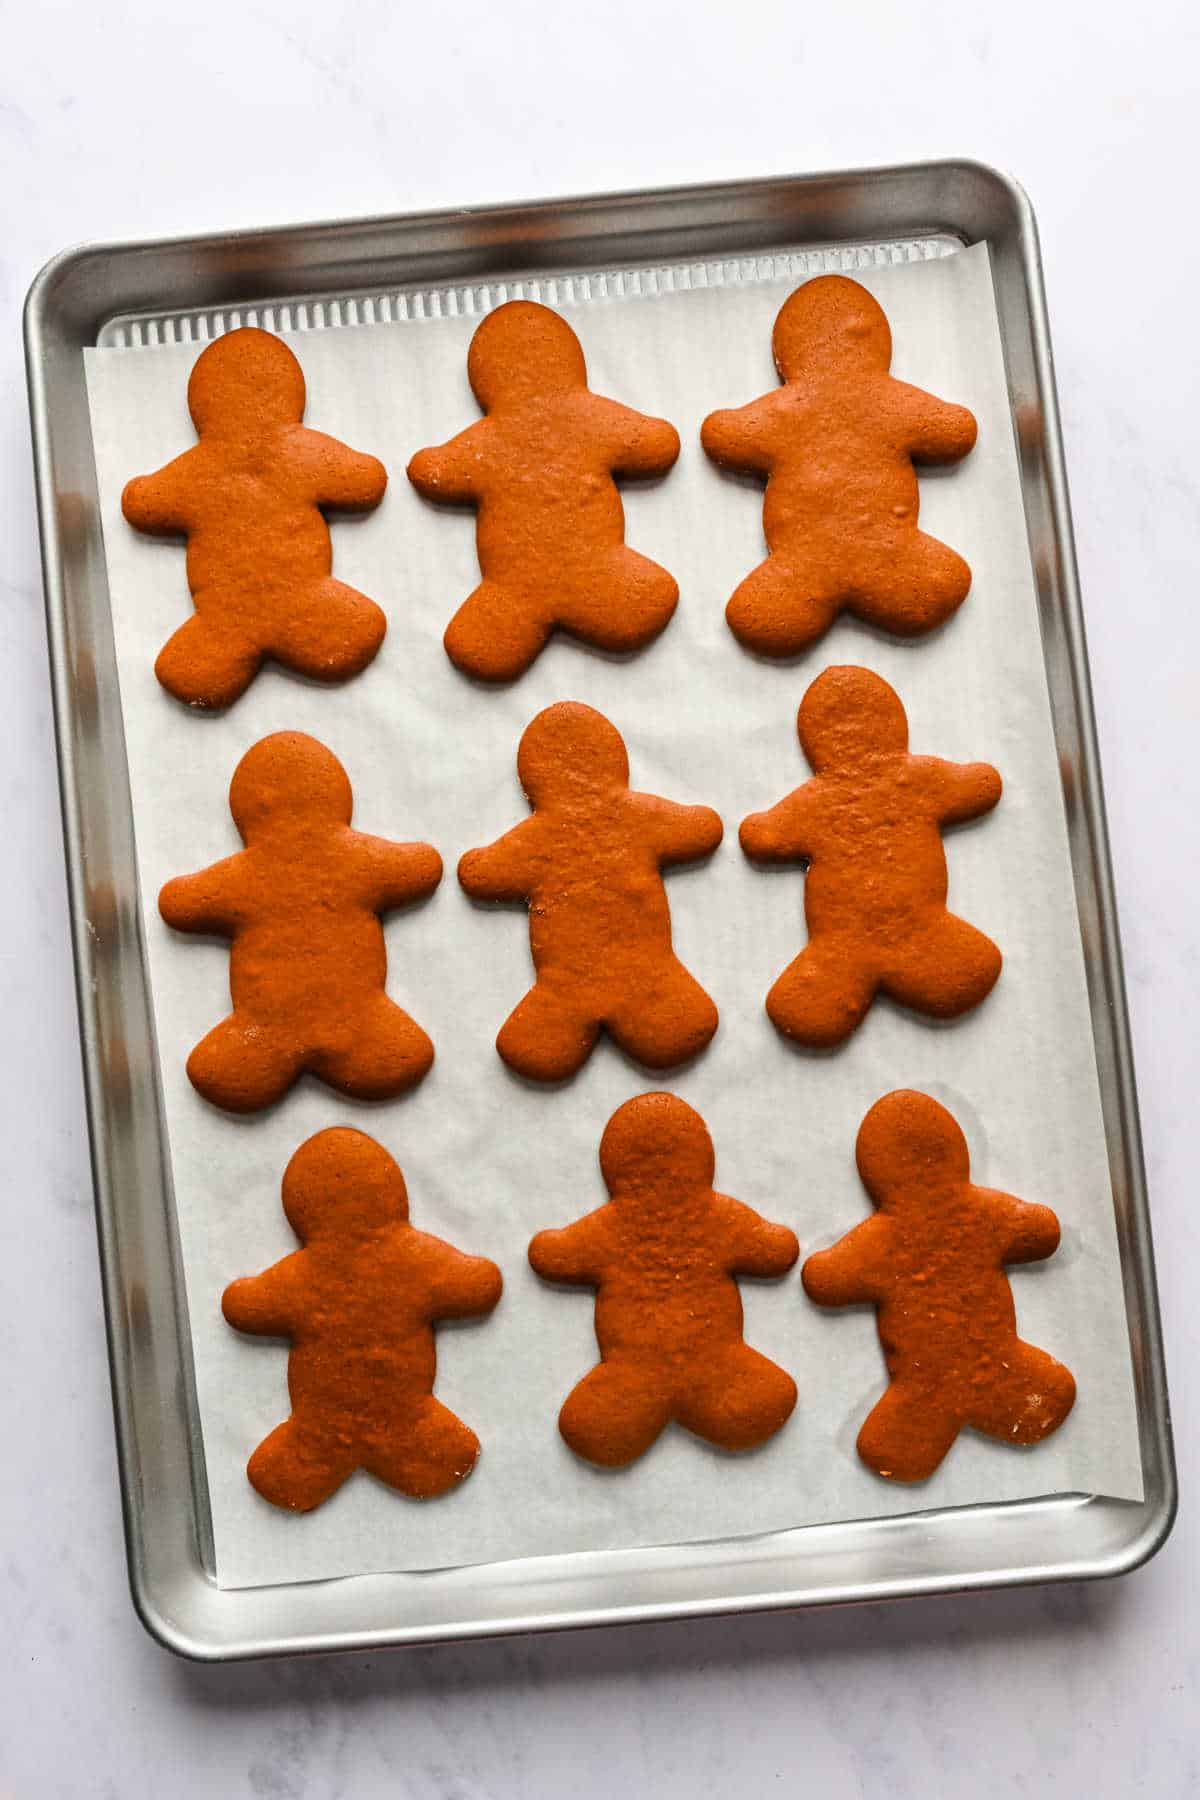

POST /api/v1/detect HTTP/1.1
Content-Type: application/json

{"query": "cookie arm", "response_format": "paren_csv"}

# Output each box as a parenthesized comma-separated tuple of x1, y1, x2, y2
(700, 395, 782, 474)
(121, 451, 198, 535)
(407, 425, 489, 502)
(528, 1208, 611, 1286)
(158, 854, 248, 936)
(299, 429, 388, 512)
(890, 380, 978, 465)
(635, 795, 724, 866)
(739, 783, 821, 864)
(458, 819, 542, 903)
(990, 1190, 1062, 1264)
(717, 1194, 800, 1278)
(920, 757, 1003, 827)
(592, 398, 681, 477)
(802, 1217, 890, 1306)
(416, 1235, 504, 1318)
(222, 1252, 310, 1336)
(355, 834, 444, 910)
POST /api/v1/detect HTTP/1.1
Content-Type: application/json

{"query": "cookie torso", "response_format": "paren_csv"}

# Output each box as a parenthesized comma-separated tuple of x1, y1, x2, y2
(284, 1228, 440, 1425)
(593, 1196, 748, 1369)
(802, 759, 951, 925)
(472, 393, 630, 587)
(758, 373, 920, 554)
(229, 823, 387, 1029)
(179, 429, 335, 598)
(871, 1196, 1022, 1389)
(523, 793, 680, 991)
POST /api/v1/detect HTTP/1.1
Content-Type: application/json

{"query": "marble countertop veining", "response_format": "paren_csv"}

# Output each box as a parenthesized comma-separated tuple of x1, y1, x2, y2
(2, 2, 1197, 1794)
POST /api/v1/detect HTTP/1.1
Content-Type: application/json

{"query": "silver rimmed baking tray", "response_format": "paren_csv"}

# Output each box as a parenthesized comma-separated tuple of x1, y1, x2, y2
(25, 160, 1175, 1660)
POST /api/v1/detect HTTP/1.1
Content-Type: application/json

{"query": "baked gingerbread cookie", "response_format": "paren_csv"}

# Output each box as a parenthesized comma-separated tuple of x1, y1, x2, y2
(740, 666, 1001, 1046)
(224, 1127, 502, 1511)
(529, 1092, 799, 1466)
(159, 731, 441, 1112)
(407, 301, 681, 680)
(122, 327, 388, 709)
(701, 275, 977, 655)
(803, 1090, 1076, 1481)
(459, 701, 722, 1079)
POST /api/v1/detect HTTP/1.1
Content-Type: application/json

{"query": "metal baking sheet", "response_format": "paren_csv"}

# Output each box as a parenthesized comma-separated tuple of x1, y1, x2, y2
(80, 240, 1147, 1581)
(25, 160, 1175, 1659)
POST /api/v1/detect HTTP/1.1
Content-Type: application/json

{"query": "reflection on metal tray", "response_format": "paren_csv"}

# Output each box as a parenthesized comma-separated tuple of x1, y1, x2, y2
(25, 160, 1174, 1660)
(96, 234, 957, 349)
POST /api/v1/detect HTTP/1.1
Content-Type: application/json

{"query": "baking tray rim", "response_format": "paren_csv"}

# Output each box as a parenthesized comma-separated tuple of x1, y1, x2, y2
(26, 153, 1010, 313)
(25, 156, 1176, 1661)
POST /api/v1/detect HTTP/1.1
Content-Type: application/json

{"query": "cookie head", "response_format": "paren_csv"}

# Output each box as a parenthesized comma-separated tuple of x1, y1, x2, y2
(229, 731, 353, 839)
(282, 1126, 409, 1241)
(797, 665, 908, 772)
(187, 327, 306, 435)
(517, 701, 630, 808)
(468, 301, 588, 411)
(600, 1091, 716, 1201)
(772, 275, 892, 383)
(856, 1089, 970, 1212)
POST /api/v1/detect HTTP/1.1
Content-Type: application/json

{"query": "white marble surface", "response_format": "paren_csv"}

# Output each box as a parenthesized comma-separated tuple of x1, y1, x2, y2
(2, 2, 1196, 1793)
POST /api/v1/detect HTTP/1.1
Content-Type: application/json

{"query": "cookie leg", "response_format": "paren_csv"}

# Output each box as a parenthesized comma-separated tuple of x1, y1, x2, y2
(851, 531, 971, 637)
(607, 958, 718, 1069)
(966, 1341, 1076, 1446)
(362, 1398, 482, 1499)
(155, 610, 262, 709)
(558, 1362, 673, 1467)
(559, 548, 678, 654)
(726, 555, 840, 657)
(246, 1414, 360, 1512)
(765, 936, 877, 1048)
(881, 913, 1001, 1020)
(444, 580, 551, 681)
(310, 993, 435, 1099)
(496, 983, 599, 1082)
(266, 576, 387, 682)
(856, 1383, 961, 1482)
(676, 1345, 797, 1452)
(186, 1014, 303, 1113)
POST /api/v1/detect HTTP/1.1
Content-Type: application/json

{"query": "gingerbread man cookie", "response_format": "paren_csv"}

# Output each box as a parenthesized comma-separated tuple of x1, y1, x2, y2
(459, 702, 722, 1079)
(740, 666, 1002, 1047)
(407, 301, 681, 680)
(122, 327, 388, 708)
(529, 1092, 799, 1466)
(702, 275, 977, 655)
(159, 732, 441, 1112)
(803, 1090, 1076, 1481)
(224, 1127, 502, 1511)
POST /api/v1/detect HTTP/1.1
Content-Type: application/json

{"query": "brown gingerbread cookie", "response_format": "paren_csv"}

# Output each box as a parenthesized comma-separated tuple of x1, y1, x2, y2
(159, 731, 441, 1112)
(224, 1127, 502, 1511)
(701, 275, 977, 655)
(529, 1092, 799, 1466)
(407, 300, 681, 681)
(740, 666, 1001, 1047)
(459, 702, 722, 1079)
(802, 1090, 1076, 1481)
(122, 327, 388, 708)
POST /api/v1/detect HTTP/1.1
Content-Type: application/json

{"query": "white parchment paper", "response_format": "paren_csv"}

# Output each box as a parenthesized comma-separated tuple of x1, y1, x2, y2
(84, 243, 1143, 1589)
